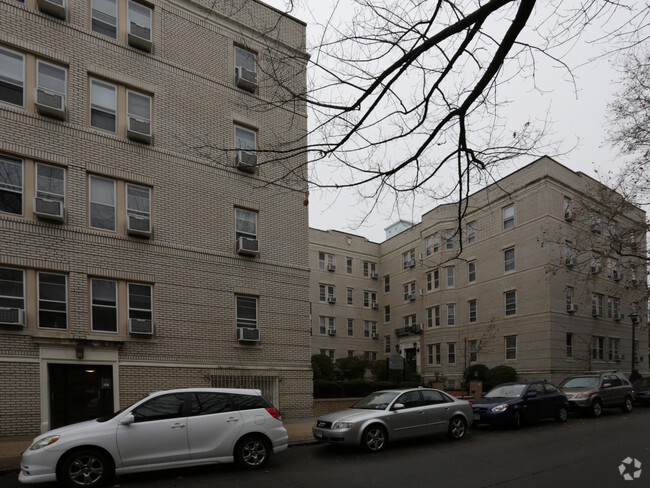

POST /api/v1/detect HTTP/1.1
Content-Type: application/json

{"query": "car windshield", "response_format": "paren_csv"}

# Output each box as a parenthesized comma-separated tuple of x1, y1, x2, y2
(353, 391, 400, 410)
(484, 385, 526, 399)
(559, 377, 600, 389)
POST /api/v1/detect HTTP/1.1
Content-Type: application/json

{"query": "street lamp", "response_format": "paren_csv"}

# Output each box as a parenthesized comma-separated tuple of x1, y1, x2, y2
(629, 313, 639, 377)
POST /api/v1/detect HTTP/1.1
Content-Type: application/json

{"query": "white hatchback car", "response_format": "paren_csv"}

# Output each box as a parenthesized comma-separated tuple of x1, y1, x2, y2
(19, 388, 288, 487)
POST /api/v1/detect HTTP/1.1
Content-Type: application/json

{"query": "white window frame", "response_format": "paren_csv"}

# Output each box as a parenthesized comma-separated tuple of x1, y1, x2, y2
(127, 282, 152, 322)
(0, 47, 24, 107)
(234, 125, 257, 152)
(469, 340, 478, 362)
(468, 261, 476, 282)
(234, 46, 257, 73)
(89, 175, 116, 231)
(505, 335, 517, 360)
(0, 154, 24, 215)
(91, 0, 118, 39)
(126, 183, 151, 220)
(467, 221, 476, 243)
(127, 0, 153, 38)
(447, 304, 455, 325)
(469, 299, 477, 323)
(90, 78, 117, 133)
(446, 266, 454, 287)
(235, 207, 257, 240)
(448, 343, 456, 364)
(126, 89, 152, 126)
(236, 295, 258, 329)
(90, 278, 118, 333)
(0, 267, 25, 312)
(36, 162, 65, 206)
(36, 60, 67, 103)
(505, 290, 517, 316)
(504, 247, 515, 272)
(37, 272, 68, 330)
(503, 204, 514, 229)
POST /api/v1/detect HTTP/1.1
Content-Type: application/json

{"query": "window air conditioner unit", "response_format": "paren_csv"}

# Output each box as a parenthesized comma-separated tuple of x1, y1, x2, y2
(127, 116, 152, 144)
(129, 318, 153, 335)
(614, 313, 624, 321)
(590, 224, 601, 234)
(237, 236, 260, 257)
(592, 310, 602, 318)
(35, 88, 66, 120)
(371, 301, 379, 309)
(564, 210, 575, 222)
(128, 21, 152, 52)
(235, 66, 258, 92)
(613, 271, 621, 281)
(566, 258, 577, 267)
(34, 197, 65, 222)
(591, 266, 602, 274)
(0, 307, 25, 326)
(237, 327, 260, 342)
(370, 271, 379, 280)
(36, 0, 67, 20)
(327, 296, 336, 304)
(235, 150, 258, 173)
(328, 329, 336, 336)
(371, 332, 379, 339)
(127, 213, 152, 237)
(566, 304, 578, 313)
(408, 259, 416, 268)
(408, 293, 416, 301)
(327, 264, 336, 272)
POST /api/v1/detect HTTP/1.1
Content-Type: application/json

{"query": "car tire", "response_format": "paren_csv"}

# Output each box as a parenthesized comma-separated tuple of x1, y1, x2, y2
(60, 449, 113, 488)
(556, 406, 568, 423)
(621, 397, 633, 413)
(361, 424, 387, 452)
(591, 399, 603, 417)
(448, 416, 467, 440)
(234, 435, 271, 469)
(511, 410, 522, 430)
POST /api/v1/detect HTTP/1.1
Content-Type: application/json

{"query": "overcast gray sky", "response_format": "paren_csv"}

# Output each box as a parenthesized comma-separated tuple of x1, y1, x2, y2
(264, 0, 638, 243)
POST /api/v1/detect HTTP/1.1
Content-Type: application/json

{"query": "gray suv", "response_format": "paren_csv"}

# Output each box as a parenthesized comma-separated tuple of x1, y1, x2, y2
(559, 372, 634, 417)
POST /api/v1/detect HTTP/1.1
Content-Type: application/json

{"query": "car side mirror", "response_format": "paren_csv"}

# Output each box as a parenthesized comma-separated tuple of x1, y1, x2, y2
(119, 413, 135, 425)
(603, 383, 611, 389)
(526, 392, 537, 399)
(392, 403, 405, 411)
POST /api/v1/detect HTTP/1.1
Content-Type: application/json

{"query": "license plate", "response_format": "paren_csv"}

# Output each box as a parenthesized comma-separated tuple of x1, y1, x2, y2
(314, 429, 323, 438)
(473, 414, 480, 420)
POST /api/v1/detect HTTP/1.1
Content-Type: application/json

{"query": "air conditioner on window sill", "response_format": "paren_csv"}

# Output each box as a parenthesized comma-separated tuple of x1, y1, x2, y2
(328, 329, 336, 336)
(37, 0, 67, 20)
(614, 313, 624, 321)
(34, 197, 65, 222)
(128, 21, 152, 52)
(237, 327, 260, 342)
(327, 296, 336, 304)
(235, 66, 258, 92)
(564, 210, 575, 222)
(237, 237, 260, 257)
(127, 214, 152, 238)
(565, 257, 577, 267)
(371, 333, 379, 339)
(370, 271, 379, 279)
(566, 304, 578, 313)
(0, 308, 25, 326)
(407, 293, 416, 301)
(129, 318, 153, 335)
(235, 150, 258, 173)
(371, 302, 379, 309)
(35, 87, 66, 120)
(127, 116, 152, 144)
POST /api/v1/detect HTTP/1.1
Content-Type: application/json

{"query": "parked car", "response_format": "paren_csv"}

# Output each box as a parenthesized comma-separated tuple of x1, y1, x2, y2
(19, 388, 288, 487)
(632, 377, 650, 406)
(472, 381, 569, 429)
(559, 371, 634, 417)
(312, 387, 473, 452)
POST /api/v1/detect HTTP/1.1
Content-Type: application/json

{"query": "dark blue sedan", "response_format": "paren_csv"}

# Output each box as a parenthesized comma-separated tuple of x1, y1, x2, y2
(472, 381, 569, 429)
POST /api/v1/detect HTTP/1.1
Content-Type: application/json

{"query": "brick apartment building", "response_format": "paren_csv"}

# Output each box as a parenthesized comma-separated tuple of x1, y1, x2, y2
(0, 0, 311, 436)
(310, 157, 649, 388)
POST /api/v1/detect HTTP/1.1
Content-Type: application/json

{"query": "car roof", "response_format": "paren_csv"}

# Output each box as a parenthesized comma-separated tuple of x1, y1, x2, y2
(147, 387, 263, 397)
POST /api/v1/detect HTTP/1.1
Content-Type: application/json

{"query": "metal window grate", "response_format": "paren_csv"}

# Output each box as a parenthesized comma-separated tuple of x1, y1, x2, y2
(210, 374, 279, 408)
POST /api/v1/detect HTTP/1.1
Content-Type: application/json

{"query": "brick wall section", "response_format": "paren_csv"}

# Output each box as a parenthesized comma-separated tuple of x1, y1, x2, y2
(0, 362, 40, 436)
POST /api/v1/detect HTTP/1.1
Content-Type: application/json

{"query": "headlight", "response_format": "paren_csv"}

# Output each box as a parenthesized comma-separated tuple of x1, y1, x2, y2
(574, 392, 590, 400)
(30, 435, 60, 451)
(491, 404, 509, 413)
(332, 421, 355, 429)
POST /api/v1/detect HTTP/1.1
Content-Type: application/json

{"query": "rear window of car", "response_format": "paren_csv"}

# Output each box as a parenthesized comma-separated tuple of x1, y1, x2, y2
(190, 392, 233, 415)
(231, 393, 272, 411)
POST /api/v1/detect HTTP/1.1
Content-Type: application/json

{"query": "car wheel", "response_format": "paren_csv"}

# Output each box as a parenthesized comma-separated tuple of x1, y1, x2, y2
(591, 399, 603, 417)
(448, 416, 467, 440)
(556, 406, 568, 423)
(234, 435, 271, 469)
(362, 425, 387, 452)
(621, 397, 633, 413)
(60, 449, 112, 488)
(511, 411, 522, 430)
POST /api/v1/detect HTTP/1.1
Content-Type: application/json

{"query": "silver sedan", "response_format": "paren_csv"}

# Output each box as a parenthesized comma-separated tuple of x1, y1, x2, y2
(312, 387, 472, 452)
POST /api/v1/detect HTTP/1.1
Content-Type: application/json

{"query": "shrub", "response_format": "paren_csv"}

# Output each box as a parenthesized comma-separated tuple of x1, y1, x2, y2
(312, 354, 335, 381)
(463, 364, 489, 388)
(335, 356, 366, 380)
(313, 380, 344, 398)
(484, 365, 518, 391)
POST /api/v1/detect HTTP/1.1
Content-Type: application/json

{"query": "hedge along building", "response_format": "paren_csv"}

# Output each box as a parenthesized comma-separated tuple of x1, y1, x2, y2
(310, 156, 649, 388)
(0, 0, 311, 436)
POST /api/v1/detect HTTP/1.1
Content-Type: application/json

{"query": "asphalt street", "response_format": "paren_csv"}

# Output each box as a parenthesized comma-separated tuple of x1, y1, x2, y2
(3, 408, 649, 488)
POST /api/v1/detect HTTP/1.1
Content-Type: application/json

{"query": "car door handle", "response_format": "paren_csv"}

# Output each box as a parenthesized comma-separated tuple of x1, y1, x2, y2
(171, 423, 186, 429)
(226, 417, 240, 422)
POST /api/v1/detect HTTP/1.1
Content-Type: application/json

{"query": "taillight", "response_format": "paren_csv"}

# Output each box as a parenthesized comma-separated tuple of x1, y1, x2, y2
(266, 408, 283, 421)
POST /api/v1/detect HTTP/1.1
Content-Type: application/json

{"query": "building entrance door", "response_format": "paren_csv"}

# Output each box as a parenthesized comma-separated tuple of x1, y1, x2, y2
(49, 364, 114, 428)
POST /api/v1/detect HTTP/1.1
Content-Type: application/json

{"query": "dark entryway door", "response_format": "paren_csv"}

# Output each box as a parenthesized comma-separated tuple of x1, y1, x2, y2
(49, 364, 114, 428)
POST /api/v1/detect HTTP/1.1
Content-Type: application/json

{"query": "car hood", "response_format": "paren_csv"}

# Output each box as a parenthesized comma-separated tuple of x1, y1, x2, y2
(560, 387, 594, 394)
(316, 408, 387, 423)
(472, 397, 516, 408)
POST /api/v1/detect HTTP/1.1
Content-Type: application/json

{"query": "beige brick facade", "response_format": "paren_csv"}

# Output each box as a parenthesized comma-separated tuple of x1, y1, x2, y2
(0, 0, 311, 436)
(309, 157, 649, 389)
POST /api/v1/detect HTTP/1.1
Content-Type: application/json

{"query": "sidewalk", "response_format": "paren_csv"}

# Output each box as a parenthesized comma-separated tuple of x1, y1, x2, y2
(0, 419, 316, 476)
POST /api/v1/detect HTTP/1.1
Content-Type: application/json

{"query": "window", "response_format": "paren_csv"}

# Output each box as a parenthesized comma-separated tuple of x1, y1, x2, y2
(384, 305, 390, 323)
(363, 291, 376, 307)
(128, 283, 152, 323)
(91, 0, 118, 38)
(566, 333, 573, 358)
(434, 306, 440, 326)
(592, 336, 605, 360)
(36, 163, 66, 210)
(363, 262, 369, 277)
(447, 304, 455, 325)
(363, 321, 370, 337)
(433, 269, 439, 289)
(235, 208, 257, 240)
(235, 125, 256, 152)
(563, 197, 572, 219)
(592, 293, 604, 317)
(467, 221, 476, 243)
(384, 275, 390, 293)
(346, 288, 353, 305)
(590, 212, 602, 234)
(90, 79, 117, 132)
(0, 47, 24, 107)
(565, 286, 574, 311)
(403, 282, 415, 301)
(504, 247, 515, 272)
(36, 60, 66, 109)
(327, 318, 336, 334)
(37, 272, 67, 329)
(318, 252, 325, 269)
(503, 204, 514, 229)
(468, 299, 477, 323)
(91, 278, 118, 332)
(434, 343, 441, 364)
(347, 319, 353, 336)
(403, 250, 415, 269)
(469, 340, 478, 362)
(190, 392, 232, 416)
(236, 295, 257, 329)
(448, 343, 456, 364)
(346, 257, 352, 274)
(0, 154, 23, 215)
(425, 236, 433, 255)
(235, 46, 257, 73)
(318, 317, 326, 334)
(433, 233, 440, 253)
(426, 272, 432, 291)
(505, 290, 517, 316)
(468, 261, 476, 282)
(446, 266, 454, 287)
(128, 1, 153, 42)
(0, 267, 25, 313)
(126, 183, 151, 231)
(385, 336, 391, 353)
(127, 89, 152, 131)
(403, 314, 416, 327)
(89, 175, 116, 231)
(608, 338, 620, 360)
(445, 229, 454, 249)
(505, 336, 517, 360)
